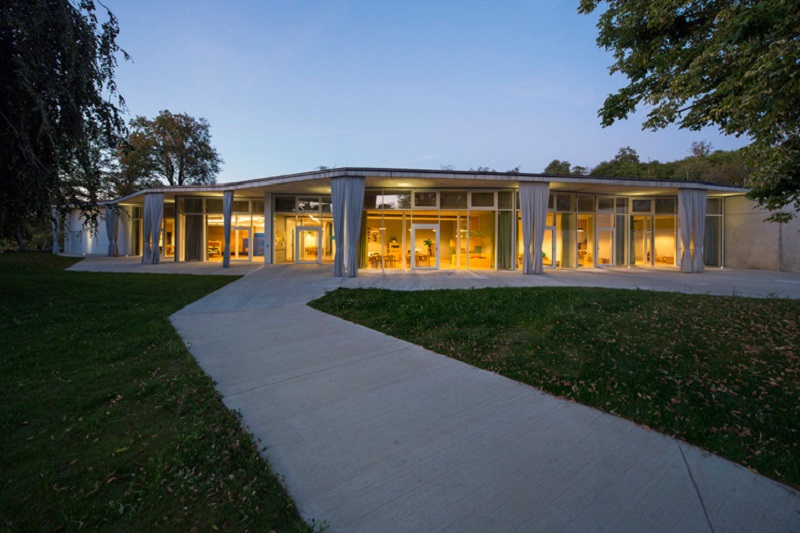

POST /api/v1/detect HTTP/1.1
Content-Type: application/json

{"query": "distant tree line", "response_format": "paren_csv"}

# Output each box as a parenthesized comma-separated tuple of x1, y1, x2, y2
(543, 141, 750, 188)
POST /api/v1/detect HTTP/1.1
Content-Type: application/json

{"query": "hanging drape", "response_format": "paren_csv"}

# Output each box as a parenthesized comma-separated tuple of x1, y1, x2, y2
(691, 192, 706, 273)
(141, 193, 164, 264)
(520, 182, 550, 274)
(331, 177, 365, 277)
(222, 191, 233, 268)
(344, 177, 365, 277)
(331, 179, 346, 276)
(678, 189, 707, 273)
(185, 215, 204, 261)
(105, 205, 119, 257)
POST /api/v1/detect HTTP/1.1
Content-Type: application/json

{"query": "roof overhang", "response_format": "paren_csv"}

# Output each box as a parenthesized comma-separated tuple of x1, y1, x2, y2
(113, 167, 748, 205)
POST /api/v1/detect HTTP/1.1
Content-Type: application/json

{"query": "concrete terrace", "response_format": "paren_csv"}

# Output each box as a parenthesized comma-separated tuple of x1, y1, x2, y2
(68, 256, 800, 532)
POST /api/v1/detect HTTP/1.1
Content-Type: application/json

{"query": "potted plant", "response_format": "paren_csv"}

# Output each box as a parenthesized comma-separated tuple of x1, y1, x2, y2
(423, 238, 433, 256)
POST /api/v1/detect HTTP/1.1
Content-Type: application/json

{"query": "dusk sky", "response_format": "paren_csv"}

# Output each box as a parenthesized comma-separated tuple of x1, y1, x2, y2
(105, 0, 750, 183)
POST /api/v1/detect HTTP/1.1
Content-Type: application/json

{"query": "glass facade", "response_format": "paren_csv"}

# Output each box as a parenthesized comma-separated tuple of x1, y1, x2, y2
(175, 197, 265, 262)
(138, 187, 725, 271)
(362, 190, 508, 271)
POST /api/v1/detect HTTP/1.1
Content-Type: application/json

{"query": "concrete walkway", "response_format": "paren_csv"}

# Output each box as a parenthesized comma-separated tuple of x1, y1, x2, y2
(157, 262, 800, 532)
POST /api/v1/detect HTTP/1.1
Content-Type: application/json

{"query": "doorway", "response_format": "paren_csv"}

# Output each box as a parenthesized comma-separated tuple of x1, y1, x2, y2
(410, 224, 438, 270)
(296, 226, 321, 264)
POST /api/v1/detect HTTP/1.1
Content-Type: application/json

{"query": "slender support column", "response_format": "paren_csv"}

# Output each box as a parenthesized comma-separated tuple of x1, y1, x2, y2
(263, 193, 273, 264)
(222, 191, 233, 268)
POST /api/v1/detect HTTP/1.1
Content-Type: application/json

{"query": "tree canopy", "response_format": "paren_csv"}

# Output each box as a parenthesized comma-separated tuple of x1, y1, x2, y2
(579, 0, 800, 221)
(116, 110, 223, 190)
(0, 0, 127, 246)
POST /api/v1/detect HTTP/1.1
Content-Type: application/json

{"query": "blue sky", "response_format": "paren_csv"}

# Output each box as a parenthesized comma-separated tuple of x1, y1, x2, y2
(105, 0, 749, 183)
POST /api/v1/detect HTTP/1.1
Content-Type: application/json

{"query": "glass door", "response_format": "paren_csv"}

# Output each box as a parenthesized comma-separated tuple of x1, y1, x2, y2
(410, 224, 438, 270)
(596, 211, 615, 266)
(296, 226, 321, 264)
(231, 227, 250, 260)
(630, 215, 653, 266)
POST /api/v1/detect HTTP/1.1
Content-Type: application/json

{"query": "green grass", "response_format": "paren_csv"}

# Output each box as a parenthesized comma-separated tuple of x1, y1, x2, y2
(0, 253, 309, 531)
(310, 286, 800, 489)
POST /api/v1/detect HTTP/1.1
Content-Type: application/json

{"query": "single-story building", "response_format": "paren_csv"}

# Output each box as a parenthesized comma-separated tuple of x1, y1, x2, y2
(54, 167, 800, 275)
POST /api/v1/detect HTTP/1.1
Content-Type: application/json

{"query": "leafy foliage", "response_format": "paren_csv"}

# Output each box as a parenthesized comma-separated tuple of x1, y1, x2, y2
(543, 159, 572, 175)
(311, 287, 800, 489)
(579, 0, 800, 220)
(116, 110, 223, 189)
(0, 0, 128, 246)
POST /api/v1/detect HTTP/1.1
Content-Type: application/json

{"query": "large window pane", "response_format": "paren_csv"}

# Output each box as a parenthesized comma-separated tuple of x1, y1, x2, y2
(206, 199, 223, 213)
(181, 198, 203, 214)
(441, 191, 468, 208)
(707, 197, 723, 215)
(704, 216, 722, 266)
(414, 191, 437, 208)
(556, 213, 576, 267)
(655, 198, 676, 214)
(468, 211, 494, 269)
(497, 211, 513, 269)
(577, 195, 594, 213)
(471, 192, 495, 208)
(498, 191, 513, 209)
(632, 199, 652, 213)
(654, 216, 676, 266)
(556, 193, 575, 212)
(275, 196, 295, 212)
(380, 192, 411, 209)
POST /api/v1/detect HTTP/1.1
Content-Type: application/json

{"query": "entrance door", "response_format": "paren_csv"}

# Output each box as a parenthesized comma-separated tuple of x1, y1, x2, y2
(410, 224, 438, 270)
(296, 226, 321, 264)
(630, 215, 653, 266)
(231, 227, 250, 260)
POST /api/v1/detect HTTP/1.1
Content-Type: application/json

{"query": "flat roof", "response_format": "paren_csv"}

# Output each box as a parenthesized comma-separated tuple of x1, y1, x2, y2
(114, 167, 748, 204)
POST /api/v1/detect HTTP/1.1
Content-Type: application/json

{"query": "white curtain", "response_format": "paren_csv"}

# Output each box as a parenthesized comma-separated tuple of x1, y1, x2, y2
(331, 179, 346, 277)
(141, 193, 164, 265)
(519, 182, 550, 274)
(105, 205, 119, 257)
(331, 177, 365, 277)
(223, 191, 233, 268)
(344, 177, 365, 277)
(678, 189, 707, 273)
(691, 191, 706, 273)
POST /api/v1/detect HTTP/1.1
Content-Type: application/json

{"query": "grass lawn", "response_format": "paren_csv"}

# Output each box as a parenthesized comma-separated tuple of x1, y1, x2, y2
(0, 253, 309, 531)
(310, 286, 800, 489)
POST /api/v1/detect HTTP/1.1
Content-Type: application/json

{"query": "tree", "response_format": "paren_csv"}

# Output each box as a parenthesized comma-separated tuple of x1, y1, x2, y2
(579, 0, 800, 221)
(544, 160, 572, 175)
(120, 110, 223, 187)
(0, 0, 127, 248)
(570, 165, 589, 176)
(590, 146, 641, 177)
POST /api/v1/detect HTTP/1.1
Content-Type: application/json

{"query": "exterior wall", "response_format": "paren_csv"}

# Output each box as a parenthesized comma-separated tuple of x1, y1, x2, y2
(62, 207, 133, 256)
(724, 195, 800, 272)
(63, 209, 99, 254)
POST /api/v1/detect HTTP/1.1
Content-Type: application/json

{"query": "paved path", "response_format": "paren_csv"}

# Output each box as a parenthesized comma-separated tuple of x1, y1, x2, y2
(162, 263, 800, 532)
